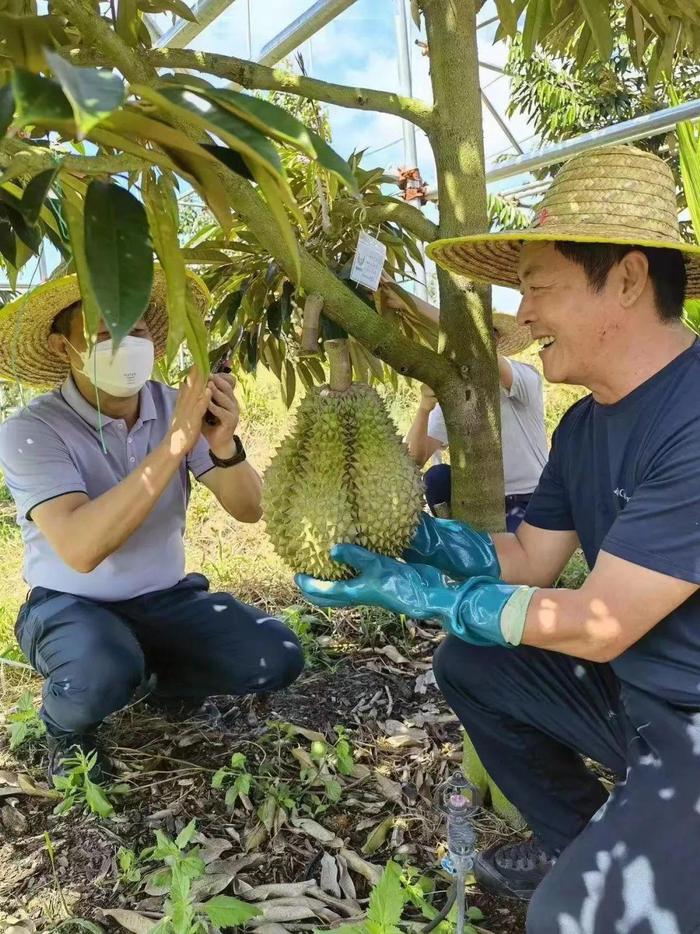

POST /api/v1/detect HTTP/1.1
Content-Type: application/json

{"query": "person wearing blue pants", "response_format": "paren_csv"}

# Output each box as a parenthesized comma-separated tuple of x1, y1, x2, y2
(0, 272, 303, 782)
(297, 145, 700, 932)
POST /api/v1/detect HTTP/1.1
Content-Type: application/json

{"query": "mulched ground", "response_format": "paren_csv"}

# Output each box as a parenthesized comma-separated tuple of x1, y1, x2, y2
(0, 613, 527, 934)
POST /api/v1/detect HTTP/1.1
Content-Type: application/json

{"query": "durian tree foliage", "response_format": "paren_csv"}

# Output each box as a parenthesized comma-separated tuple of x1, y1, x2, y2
(0, 0, 697, 527)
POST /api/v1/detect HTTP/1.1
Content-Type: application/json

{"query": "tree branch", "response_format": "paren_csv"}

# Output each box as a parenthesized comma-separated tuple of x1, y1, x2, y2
(356, 199, 438, 242)
(53, 0, 156, 83)
(66, 46, 434, 134)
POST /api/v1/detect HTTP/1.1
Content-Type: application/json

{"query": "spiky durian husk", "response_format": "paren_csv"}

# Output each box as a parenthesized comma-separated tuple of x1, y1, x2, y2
(263, 383, 424, 579)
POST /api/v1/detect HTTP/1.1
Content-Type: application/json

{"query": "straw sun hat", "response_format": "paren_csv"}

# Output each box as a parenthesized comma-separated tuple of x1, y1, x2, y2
(492, 311, 533, 356)
(0, 268, 210, 387)
(427, 144, 700, 298)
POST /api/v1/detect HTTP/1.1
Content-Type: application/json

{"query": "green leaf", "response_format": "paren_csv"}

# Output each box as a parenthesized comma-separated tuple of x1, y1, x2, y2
(250, 162, 301, 282)
(578, 0, 613, 60)
(199, 894, 261, 927)
(361, 816, 394, 856)
(84, 779, 114, 817)
(494, 0, 518, 36)
(63, 193, 102, 342)
(175, 818, 198, 850)
(0, 84, 15, 137)
(84, 180, 154, 348)
(143, 170, 187, 364)
(201, 86, 359, 195)
(202, 143, 254, 180)
(18, 168, 58, 226)
(522, 0, 548, 57)
(230, 752, 247, 769)
(45, 50, 125, 138)
(0, 207, 17, 268)
(184, 288, 209, 377)
(152, 830, 180, 860)
(136, 83, 284, 178)
(138, 0, 198, 20)
(367, 861, 405, 928)
(11, 69, 74, 132)
(9, 721, 29, 750)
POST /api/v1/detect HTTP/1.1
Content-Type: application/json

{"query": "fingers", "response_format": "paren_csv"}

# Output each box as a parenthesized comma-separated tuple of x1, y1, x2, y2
(295, 573, 350, 607)
(211, 373, 235, 391)
(330, 543, 383, 574)
(209, 383, 237, 410)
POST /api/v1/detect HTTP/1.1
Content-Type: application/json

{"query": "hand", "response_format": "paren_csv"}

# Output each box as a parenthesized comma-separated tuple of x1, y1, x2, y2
(404, 512, 501, 580)
(166, 368, 212, 458)
(295, 543, 452, 617)
(419, 384, 438, 412)
(296, 543, 529, 647)
(201, 373, 241, 458)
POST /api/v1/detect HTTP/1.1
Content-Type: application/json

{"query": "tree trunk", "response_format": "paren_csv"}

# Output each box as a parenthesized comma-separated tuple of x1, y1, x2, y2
(424, 0, 505, 530)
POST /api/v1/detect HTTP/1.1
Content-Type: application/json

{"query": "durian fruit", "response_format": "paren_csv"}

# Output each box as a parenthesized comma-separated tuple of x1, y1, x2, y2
(263, 340, 424, 580)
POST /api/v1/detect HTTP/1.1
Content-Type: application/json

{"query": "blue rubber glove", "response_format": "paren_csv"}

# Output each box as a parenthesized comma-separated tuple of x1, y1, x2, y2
(404, 513, 501, 581)
(295, 544, 536, 648)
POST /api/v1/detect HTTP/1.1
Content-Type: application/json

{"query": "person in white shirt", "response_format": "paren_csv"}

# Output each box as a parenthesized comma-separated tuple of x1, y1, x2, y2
(403, 302, 548, 531)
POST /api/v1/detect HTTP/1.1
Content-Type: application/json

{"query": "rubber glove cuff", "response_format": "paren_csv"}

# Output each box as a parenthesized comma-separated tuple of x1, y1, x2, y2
(404, 513, 500, 580)
(432, 577, 538, 648)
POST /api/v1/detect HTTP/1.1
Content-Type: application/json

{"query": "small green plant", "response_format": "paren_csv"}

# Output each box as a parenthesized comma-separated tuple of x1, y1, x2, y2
(52, 749, 128, 818)
(211, 752, 253, 810)
(117, 846, 143, 886)
(280, 604, 327, 666)
(7, 690, 46, 750)
(140, 819, 260, 934)
(325, 861, 486, 934)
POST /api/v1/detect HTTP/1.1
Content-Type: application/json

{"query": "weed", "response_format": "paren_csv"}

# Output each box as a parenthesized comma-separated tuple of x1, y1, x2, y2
(139, 819, 260, 934)
(117, 846, 143, 886)
(280, 604, 329, 667)
(324, 861, 486, 934)
(7, 690, 45, 750)
(52, 748, 129, 818)
(211, 751, 253, 811)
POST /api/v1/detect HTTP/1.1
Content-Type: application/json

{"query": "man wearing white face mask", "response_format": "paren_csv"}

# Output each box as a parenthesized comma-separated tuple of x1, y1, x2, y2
(0, 271, 304, 783)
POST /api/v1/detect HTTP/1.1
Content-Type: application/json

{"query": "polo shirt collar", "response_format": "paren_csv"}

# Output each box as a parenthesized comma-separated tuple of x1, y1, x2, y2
(60, 375, 157, 430)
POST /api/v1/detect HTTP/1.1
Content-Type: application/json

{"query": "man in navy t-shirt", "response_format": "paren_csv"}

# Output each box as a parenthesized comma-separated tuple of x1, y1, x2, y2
(297, 145, 700, 933)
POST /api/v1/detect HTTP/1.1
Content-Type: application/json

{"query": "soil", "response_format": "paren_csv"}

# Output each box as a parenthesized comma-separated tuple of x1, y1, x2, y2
(0, 620, 528, 934)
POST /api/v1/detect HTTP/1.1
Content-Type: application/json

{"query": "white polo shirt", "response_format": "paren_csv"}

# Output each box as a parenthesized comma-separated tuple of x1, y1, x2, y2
(428, 359, 548, 496)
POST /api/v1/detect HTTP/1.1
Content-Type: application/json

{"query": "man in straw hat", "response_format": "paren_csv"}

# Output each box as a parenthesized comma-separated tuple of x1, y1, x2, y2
(399, 296, 547, 528)
(0, 271, 303, 783)
(297, 144, 700, 930)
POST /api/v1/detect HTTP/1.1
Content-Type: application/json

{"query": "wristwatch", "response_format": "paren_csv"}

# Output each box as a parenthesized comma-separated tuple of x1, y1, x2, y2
(209, 435, 246, 468)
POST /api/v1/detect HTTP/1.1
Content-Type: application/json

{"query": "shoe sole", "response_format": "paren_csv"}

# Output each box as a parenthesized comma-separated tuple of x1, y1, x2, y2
(473, 855, 539, 902)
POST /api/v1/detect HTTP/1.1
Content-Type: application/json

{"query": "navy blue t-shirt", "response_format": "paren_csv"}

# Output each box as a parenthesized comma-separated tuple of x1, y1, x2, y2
(525, 340, 700, 706)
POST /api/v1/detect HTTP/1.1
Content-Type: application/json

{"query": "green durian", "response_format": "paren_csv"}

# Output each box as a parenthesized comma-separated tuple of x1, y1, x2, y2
(263, 382, 424, 580)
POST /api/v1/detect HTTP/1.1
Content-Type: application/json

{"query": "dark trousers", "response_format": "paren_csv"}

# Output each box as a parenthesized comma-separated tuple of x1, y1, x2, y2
(423, 464, 530, 533)
(15, 573, 304, 737)
(433, 637, 700, 933)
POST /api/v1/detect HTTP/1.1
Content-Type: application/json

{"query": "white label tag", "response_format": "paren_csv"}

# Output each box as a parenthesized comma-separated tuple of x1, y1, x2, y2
(349, 231, 387, 291)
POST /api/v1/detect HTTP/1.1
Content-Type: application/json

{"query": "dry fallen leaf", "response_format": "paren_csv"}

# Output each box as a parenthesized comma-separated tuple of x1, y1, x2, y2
(101, 909, 156, 934)
(320, 851, 341, 898)
(373, 771, 403, 805)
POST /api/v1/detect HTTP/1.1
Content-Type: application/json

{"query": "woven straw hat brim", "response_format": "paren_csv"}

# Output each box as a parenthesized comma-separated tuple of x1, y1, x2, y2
(493, 311, 533, 356)
(426, 230, 700, 298)
(426, 144, 700, 299)
(0, 269, 209, 387)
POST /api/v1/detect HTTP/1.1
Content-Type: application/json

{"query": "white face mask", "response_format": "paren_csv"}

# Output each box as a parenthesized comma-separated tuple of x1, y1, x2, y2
(74, 335, 155, 398)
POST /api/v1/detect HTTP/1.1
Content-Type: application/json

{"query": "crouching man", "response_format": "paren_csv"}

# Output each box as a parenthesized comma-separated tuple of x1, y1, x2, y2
(0, 272, 303, 782)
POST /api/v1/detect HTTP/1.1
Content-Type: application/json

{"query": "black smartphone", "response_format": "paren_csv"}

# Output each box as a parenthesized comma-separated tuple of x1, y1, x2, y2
(205, 348, 232, 426)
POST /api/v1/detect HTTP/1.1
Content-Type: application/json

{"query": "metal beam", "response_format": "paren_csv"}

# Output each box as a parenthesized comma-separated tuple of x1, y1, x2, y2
(481, 90, 523, 155)
(486, 98, 700, 183)
(418, 98, 700, 201)
(395, 0, 418, 167)
(258, 0, 360, 66)
(479, 60, 505, 75)
(154, 0, 238, 50)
